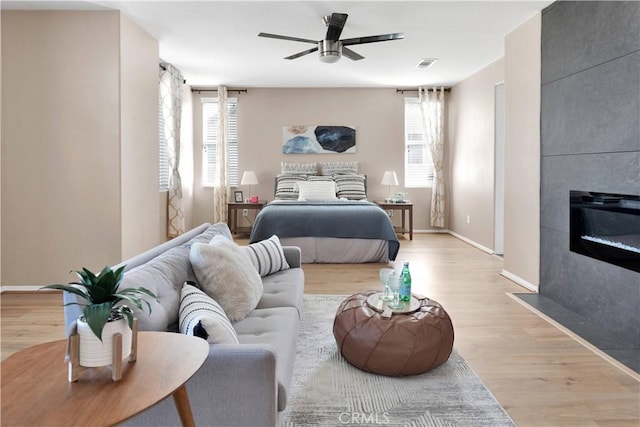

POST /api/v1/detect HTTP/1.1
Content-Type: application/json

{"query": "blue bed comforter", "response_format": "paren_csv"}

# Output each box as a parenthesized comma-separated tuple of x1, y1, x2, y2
(249, 200, 399, 260)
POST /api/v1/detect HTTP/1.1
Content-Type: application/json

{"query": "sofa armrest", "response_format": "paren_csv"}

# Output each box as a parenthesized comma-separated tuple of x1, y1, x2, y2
(125, 344, 279, 427)
(63, 291, 84, 336)
(282, 246, 301, 268)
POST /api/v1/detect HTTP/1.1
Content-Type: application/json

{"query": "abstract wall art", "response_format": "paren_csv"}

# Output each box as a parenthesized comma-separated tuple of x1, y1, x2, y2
(283, 125, 356, 154)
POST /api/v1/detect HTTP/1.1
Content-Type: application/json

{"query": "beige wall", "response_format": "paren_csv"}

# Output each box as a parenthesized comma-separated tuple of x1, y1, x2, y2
(503, 14, 541, 288)
(448, 59, 505, 250)
(1, 11, 3, 285)
(119, 14, 162, 259)
(1, 11, 160, 287)
(191, 88, 436, 231)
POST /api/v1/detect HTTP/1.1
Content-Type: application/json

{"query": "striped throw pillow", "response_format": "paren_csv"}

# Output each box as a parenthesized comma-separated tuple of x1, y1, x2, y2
(334, 174, 367, 200)
(242, 235, 290, 277)
(281, 162, 317, 175)
(179, 283, 239, 344)
(319, 161, 358, 175)
(275, 174, 307, 200)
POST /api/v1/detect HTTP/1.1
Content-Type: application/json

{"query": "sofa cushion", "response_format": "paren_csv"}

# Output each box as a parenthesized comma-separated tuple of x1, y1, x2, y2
(258, 268, 305, 317)
(179, 284, 239, 344)
(242, 235, 290, 277)
(119, 222, 236, 332)
(120, 245, 191, 331)
(233, 306, 299, 412)
(190, 237, 263, 322)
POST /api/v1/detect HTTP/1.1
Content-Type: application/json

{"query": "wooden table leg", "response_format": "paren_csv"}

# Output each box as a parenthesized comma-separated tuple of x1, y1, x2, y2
(172, 384, 195, 427)
(409, 205, 413, 240)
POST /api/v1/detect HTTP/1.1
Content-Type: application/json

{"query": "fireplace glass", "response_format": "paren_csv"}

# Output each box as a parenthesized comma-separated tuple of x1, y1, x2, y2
(570, 191, 640, 273)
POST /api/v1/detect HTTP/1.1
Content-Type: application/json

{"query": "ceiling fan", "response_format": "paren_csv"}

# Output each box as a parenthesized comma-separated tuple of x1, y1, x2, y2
(258, 12, 404, 63)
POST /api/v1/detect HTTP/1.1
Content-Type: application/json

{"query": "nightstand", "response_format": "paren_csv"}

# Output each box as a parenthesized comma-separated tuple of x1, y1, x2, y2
(227, 201, 266, 235)
(374, 201, 413, 240)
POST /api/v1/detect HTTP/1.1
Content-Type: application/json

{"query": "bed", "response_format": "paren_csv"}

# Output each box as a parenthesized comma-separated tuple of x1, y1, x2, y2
(249, 200, 399, 263)
(249, 162, 399, 263)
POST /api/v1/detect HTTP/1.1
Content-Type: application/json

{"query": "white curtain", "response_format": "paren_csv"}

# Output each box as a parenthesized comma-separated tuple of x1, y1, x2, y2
(160, 64, 185, 239)
(419, 87, 446, 228)
(213, 86, 228, 223)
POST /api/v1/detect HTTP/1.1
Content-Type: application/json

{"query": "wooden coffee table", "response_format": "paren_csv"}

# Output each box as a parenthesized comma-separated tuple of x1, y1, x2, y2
(1, 331, 208, 427)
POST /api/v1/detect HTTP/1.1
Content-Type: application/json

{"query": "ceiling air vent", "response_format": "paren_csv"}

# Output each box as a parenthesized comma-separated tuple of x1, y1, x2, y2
(415, 58, 437, 69)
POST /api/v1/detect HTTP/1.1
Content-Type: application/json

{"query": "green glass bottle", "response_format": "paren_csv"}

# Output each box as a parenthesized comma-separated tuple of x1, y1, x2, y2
(400, 262, 411, 301)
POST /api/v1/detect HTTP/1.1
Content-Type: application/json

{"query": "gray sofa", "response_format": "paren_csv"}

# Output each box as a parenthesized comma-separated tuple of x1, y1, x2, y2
(63, 222, 304, 426)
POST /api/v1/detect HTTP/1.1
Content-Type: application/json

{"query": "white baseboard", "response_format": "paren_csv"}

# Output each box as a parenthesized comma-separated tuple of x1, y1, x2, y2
(447, 231, 494, 255)
(501, 270, 538, 292)
(0, 285, 43, 293)
(414, 229, 449, 234)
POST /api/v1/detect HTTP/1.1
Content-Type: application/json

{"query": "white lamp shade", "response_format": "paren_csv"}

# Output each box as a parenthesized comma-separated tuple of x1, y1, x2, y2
(381, 171, 398, 186)
(240, 171, 258, 186)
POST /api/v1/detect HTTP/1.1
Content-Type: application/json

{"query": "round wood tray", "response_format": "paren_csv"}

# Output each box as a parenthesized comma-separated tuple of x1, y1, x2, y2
(366, 292, 420, 314)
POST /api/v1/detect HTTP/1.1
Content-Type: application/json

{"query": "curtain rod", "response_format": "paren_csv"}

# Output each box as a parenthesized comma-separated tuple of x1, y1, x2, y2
(191, 87, 248, 94)
(396, 87, 450, 94)
(159, 64, 187, 84)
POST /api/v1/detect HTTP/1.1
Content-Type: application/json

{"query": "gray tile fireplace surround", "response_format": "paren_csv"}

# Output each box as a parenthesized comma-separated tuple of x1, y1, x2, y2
(539, 1, 640, 367)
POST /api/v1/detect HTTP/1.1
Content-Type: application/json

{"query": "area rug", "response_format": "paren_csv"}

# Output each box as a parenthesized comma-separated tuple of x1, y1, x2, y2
(281, 294, 514, 427)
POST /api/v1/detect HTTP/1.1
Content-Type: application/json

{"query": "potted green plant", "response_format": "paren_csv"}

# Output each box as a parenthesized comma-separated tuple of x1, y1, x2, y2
(42, 266, 156, 367)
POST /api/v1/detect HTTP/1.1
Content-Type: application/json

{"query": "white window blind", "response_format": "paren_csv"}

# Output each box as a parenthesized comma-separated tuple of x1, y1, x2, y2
(202, 97, 238, 187)
(404, 98, 434, 188)
(158, 96, 170, 190)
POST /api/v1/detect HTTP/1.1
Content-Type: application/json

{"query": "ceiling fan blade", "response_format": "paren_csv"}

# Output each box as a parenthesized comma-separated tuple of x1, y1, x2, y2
(325, 13, 348, 41)
(341, 33, 405, 46)
(285, 46, 319, 60)
(258, 32, 318, 44)
(342, 47, 364, 61)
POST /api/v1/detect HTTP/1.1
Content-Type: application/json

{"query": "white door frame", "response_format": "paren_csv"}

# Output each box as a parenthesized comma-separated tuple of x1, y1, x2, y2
(494, 82, 505, 256)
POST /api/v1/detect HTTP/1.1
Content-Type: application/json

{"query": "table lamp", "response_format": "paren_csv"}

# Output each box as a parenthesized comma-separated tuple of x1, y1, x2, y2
(381, 171, 398, 202)
(241, 171, 259, 202)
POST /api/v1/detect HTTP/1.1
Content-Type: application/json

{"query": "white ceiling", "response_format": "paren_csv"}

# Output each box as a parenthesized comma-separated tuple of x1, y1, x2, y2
(2, 1, 553, 88)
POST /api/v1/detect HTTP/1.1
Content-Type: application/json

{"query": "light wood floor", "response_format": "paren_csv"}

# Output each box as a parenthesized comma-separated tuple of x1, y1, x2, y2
(2, 234, 638, 426)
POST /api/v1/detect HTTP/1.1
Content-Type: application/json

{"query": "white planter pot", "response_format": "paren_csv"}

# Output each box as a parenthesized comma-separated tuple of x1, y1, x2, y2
(76, 317, 132, 367)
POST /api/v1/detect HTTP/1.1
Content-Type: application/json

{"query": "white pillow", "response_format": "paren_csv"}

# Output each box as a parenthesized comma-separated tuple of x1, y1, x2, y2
(242, 235, 290, 277)
(179, 283, 239, 344)
(189, 237, 263, 322)
(296, 180, 337, 201)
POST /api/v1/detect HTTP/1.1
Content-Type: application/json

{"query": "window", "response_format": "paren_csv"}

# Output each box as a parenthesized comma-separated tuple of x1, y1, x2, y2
(404, 98, 433, 188)
(202, 97, 238, 187)
(158, 96, 170, 190)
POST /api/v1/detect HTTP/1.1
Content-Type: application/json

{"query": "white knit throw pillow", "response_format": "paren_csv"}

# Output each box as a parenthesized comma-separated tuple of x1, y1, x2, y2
(189, 237, 263, 322)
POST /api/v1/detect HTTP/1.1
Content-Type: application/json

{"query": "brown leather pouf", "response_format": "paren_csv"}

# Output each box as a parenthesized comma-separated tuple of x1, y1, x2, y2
(333, 291, 454, 376)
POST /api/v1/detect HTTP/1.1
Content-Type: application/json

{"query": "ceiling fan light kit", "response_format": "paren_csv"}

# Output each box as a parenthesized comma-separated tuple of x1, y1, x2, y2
(319, 40, 341, 63)
(259, 12, 404, 63)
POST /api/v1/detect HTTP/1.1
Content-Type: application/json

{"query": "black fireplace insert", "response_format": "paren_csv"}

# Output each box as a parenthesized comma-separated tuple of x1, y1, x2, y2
(570, 191, 640, 273)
